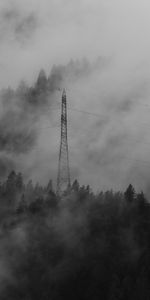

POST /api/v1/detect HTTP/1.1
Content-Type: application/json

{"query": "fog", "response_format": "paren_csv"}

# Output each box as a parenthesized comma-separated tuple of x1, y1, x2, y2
(0, 0, 150, 193)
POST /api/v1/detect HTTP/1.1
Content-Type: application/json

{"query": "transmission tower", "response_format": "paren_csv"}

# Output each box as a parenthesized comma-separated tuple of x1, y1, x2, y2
(57, 89, 71, 196)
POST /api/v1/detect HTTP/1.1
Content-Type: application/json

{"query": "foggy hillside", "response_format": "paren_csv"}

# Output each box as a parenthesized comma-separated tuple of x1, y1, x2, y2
(0, 171, 149, 300)
(1, 1, 150, 299)
(0, 56, 150, 195)
(0, 57, 111, 188)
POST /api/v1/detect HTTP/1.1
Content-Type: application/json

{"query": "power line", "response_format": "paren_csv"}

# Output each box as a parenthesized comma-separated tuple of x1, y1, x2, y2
(23, 138, 150, 170)
(31, 116, 150, 150)
(12, 111, 150, 153)
(48, 105, 150, 129)
(68, 107, 108, 118)
(4, 100, 150, 170)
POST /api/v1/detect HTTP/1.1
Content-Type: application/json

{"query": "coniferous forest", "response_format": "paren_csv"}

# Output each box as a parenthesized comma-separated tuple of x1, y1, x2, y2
(1, 0, 150, 298)
(0, 171, 149, 300)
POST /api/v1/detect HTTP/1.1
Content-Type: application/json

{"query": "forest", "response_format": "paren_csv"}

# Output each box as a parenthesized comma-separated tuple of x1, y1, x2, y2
(0, 171, 149, 300)
(0, 58, 149, 300)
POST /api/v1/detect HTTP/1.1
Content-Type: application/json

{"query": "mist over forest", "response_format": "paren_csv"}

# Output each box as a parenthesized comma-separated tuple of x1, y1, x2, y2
(0, 54, 150, 300)
(0, 61, 150, 298)
(0, 57, 150, 299)
(1, 57, 150, 194)
(0, 57, 111, 188)
(0, 170, 149, 300)
(1, 0, 150, 299)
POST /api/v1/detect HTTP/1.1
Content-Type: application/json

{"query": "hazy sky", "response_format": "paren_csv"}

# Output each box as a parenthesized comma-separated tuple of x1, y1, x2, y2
(1, 0, 150, 193)
(0, 0, 150, 87)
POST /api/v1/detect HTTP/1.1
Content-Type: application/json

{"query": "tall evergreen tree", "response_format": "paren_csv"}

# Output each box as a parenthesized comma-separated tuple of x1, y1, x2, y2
(124, 184, 135, 202)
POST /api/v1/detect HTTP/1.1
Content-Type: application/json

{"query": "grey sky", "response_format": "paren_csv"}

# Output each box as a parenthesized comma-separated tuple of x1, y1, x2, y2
(0, 0, 149, 87)
(1, 0, 150, 193)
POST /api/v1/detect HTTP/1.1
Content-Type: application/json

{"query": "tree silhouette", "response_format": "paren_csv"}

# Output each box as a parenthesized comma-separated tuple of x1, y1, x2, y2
(0, 171, 150, 300)
(36, 69, 48, 91)
(124, 184, 135, 202)
(71, 179, 80, 192)
(5, 170, 17, 204)
(16, 172, 24, 192)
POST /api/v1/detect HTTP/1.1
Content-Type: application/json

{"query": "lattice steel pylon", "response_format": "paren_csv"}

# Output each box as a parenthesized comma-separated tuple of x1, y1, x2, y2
(57, 89, 71, 196)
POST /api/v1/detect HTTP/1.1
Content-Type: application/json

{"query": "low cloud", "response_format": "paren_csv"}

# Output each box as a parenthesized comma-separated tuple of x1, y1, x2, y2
(0, 0, 150, 193)
(0, 5, 39, 45)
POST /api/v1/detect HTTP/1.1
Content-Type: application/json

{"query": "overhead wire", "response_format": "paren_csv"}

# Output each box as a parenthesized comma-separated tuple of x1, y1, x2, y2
(47, 103, 150, 128)
(5, 99, 150, 169)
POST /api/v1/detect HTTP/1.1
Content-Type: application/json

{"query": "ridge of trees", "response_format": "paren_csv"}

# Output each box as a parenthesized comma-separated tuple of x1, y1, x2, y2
(0, 171, 150, 299)
(0, 170, 148, 215)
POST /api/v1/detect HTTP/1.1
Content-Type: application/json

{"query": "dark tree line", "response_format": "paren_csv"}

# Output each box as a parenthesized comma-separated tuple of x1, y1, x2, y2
(0, 171, 150, 300)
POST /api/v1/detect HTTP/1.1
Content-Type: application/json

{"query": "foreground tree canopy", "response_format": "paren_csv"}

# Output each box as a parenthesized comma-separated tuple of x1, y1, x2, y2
(0, 171, 149, 300)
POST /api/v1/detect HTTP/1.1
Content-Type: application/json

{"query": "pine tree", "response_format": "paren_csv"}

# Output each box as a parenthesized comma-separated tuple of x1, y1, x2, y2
(124, 184, 135, 202)
(36, 69, 48, 91)
(71, 179, 80, 192)
(16, 172, 24, 192)
(5, 170, 17, 204)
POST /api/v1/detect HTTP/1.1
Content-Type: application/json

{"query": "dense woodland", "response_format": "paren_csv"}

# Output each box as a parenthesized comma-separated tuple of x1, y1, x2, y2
(0, 171, 149, 299)
(0, 57, 149, 300)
